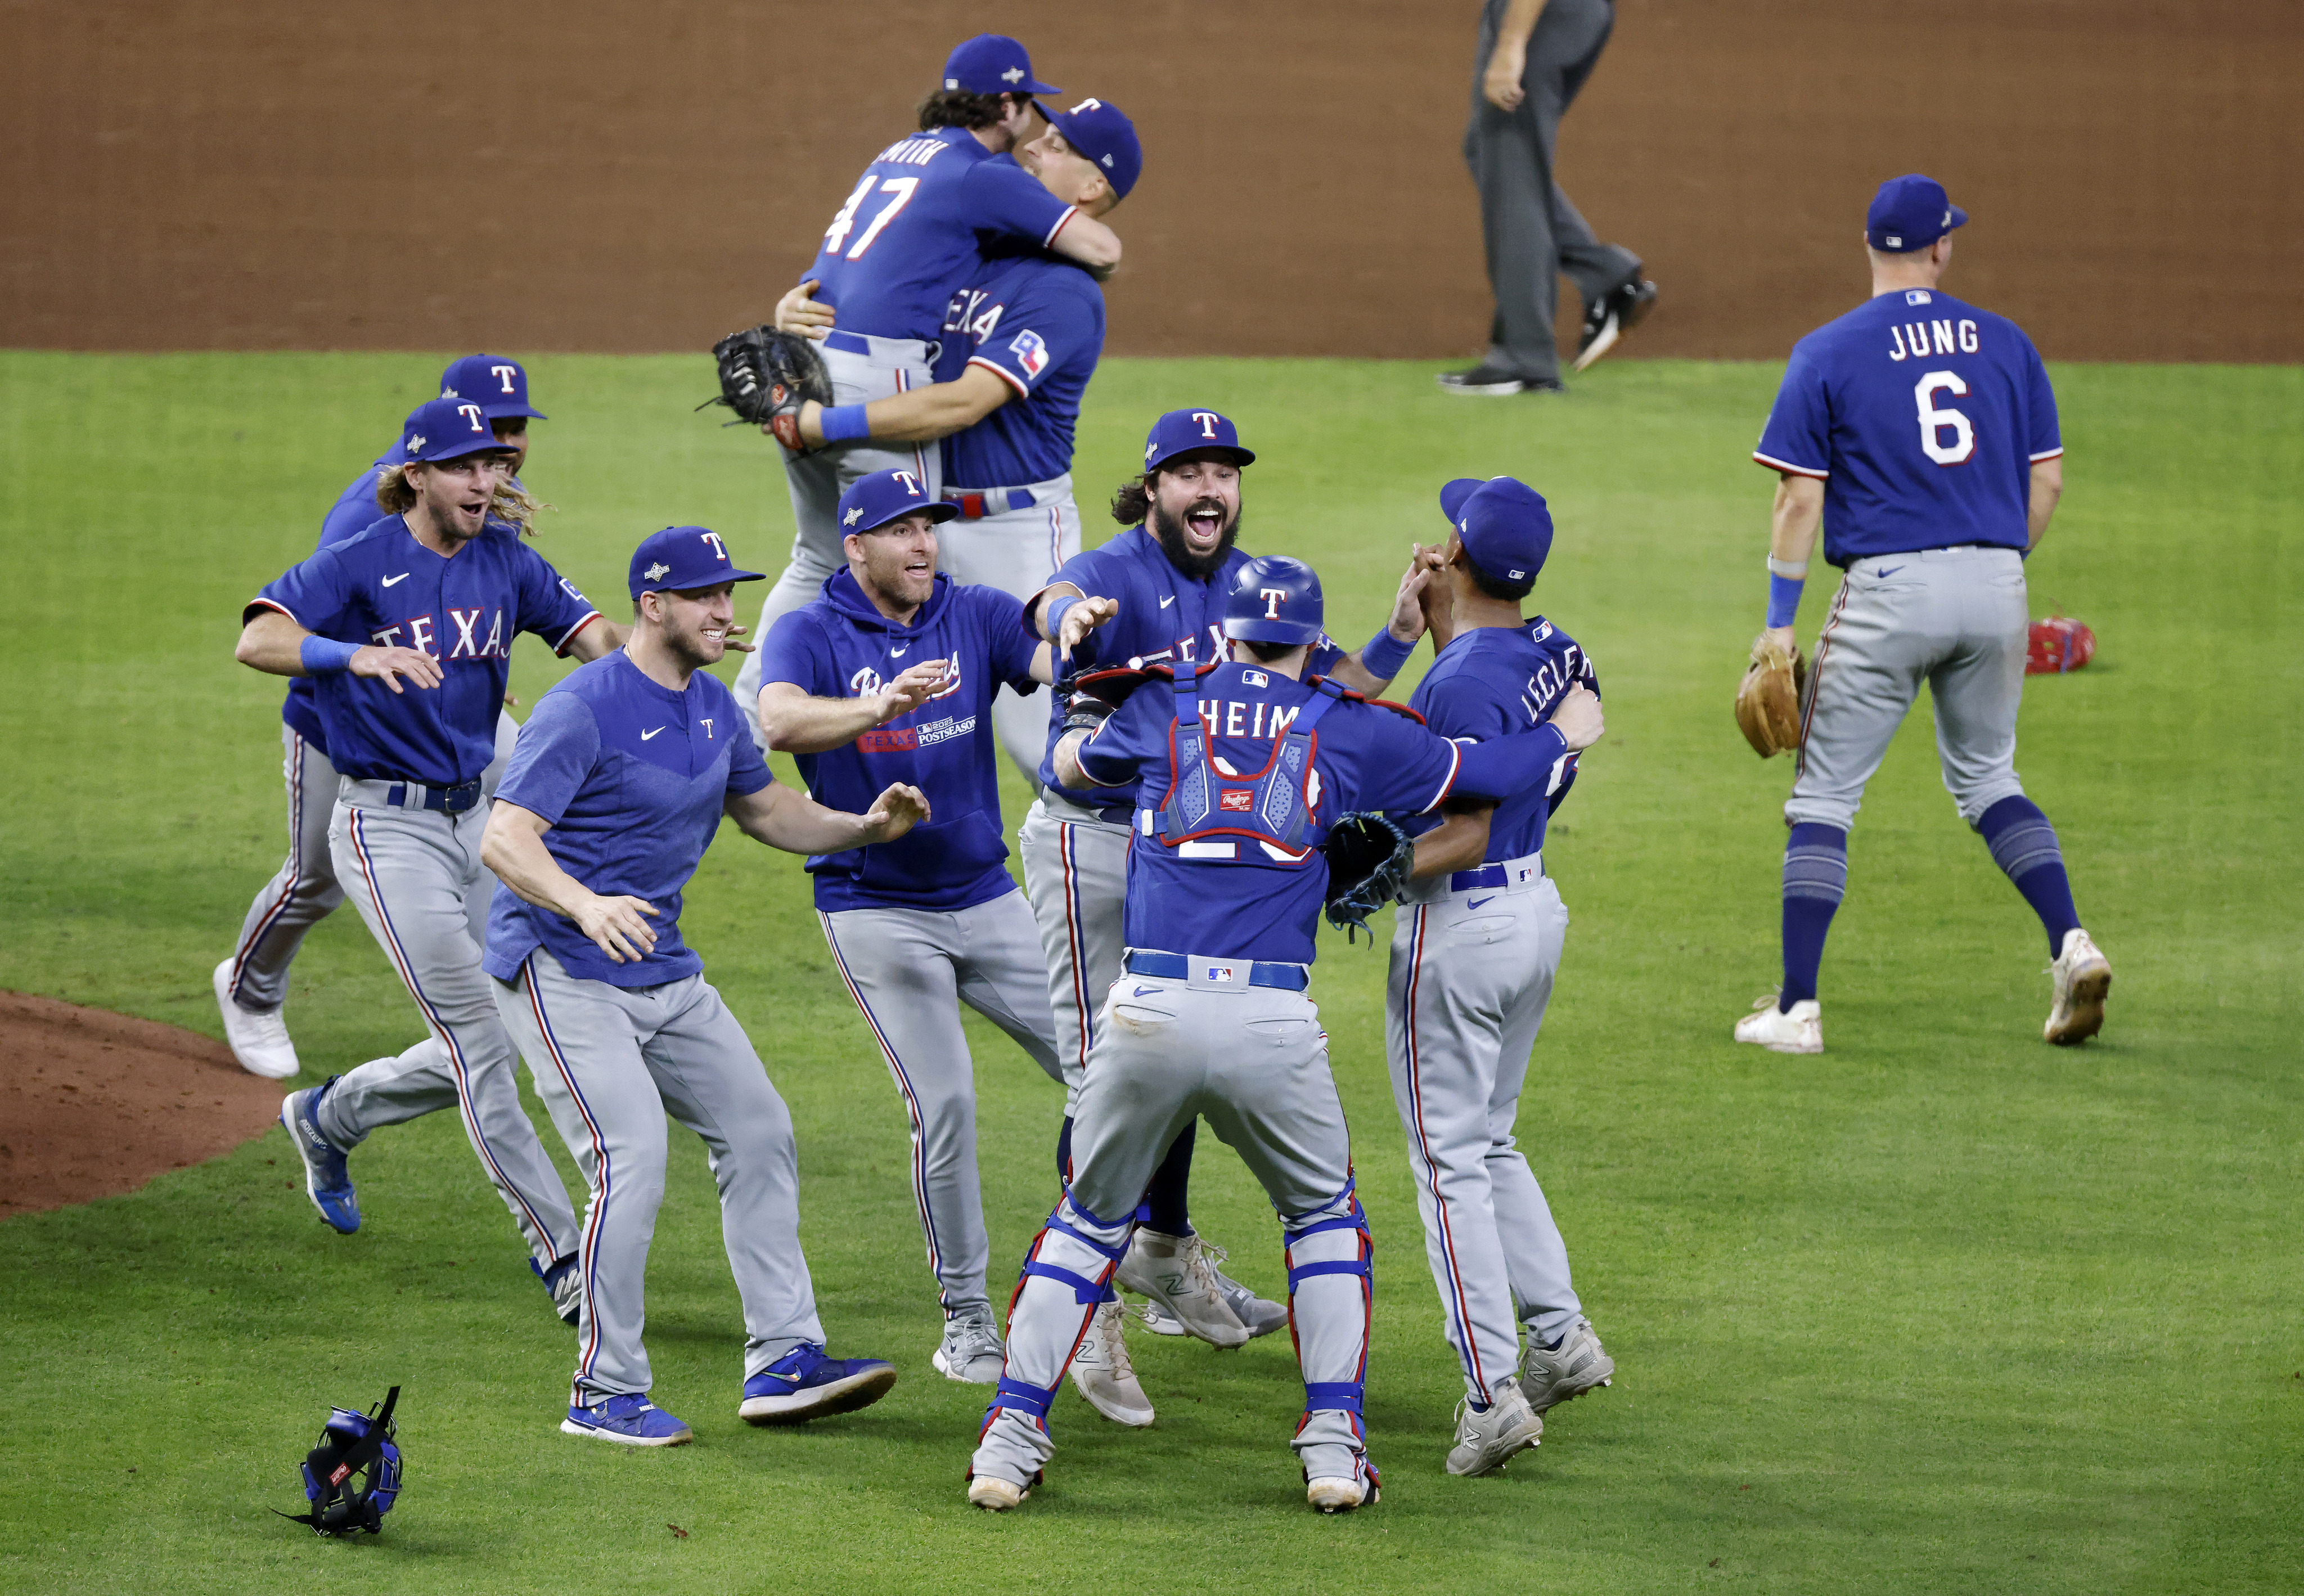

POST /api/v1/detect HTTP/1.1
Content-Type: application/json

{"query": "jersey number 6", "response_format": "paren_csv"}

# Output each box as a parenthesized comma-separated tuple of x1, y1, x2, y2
(1914, 371, 1975, 466)
(824, 177, 921, 261)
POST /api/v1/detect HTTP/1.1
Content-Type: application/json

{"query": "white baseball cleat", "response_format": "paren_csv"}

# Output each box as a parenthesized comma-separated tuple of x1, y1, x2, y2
(1306, 1472, 1379, 1513)
(1445, 1377, 1544, 1477)
(966, 1473, 1029, 1511)
(212, 959, 300, 1079)
(2044, 928, 2112, 1045)
(1067, 1297, 1154, 1427)
(1115, 1228, 1252, 1348)
(1733, 995, 1822, 1054)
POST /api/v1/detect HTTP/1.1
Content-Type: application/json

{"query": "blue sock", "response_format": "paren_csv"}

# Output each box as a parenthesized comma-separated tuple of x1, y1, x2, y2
(1977, 796, 2080, 957)
(1141, 1121, 1196, 1236)
(1055, 1115, 1073, 1185)
(1780, 823, 1848, 1009)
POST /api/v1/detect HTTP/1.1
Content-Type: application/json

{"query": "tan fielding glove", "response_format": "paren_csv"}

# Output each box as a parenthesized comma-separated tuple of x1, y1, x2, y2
(1734, 631, 1807, 757)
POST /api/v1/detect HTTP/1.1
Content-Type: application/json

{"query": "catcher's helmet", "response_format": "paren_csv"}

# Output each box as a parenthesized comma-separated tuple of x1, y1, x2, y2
(1223, 555, 1325, 646)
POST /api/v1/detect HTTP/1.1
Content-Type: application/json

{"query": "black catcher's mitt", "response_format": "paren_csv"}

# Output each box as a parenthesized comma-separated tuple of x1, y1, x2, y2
(703, 325, 832, 452)
(1322, 811, 1415, 943)
(275, 1386, 402, 1537)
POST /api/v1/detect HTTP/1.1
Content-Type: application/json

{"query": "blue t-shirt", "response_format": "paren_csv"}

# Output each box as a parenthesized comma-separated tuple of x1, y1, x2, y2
(282, 449, 397, 750)
(759, 570, 1042, 913)
(250, 516, 600, 786)
(1075, 663, 1469, 965)
(1753, 288, 2062, 566)
(484, 651, 772, 988)
(1031, 529, 1344, 809)
(1406, 619, 1596, 862)
(803, 129, 1078, 344)
(935, 252, 1105, 489)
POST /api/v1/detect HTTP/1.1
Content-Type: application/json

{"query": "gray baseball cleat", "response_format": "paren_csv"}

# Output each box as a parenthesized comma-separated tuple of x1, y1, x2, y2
(1115, 1228, 1252, 1348)
(1445, 1375, 1544, 1477)
(932, 1306, 1006, 1384)
(1519, 1317, 1616, 1413)
(1133, 1241, 1288, 1339)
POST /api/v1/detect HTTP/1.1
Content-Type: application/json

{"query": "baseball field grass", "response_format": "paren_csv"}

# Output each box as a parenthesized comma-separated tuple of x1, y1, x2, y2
(0, 350, 2297, 1594)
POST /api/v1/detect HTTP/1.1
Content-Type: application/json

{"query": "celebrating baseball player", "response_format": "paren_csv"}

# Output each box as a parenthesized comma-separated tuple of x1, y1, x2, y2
(1735, 174, 2110, 1054)
(482, 525, 926, 1447)
(754, 96, 1142, 784)
(215, 354, 546, 1080)
(1015, 408, 1434, 1365)
(732, 35, 1122, 690)
(237, 395, 608, 1318)
(964, 555, 1586, 1513)
(1382, 476, 1613, 1477)
(754, 470, 1071, 1391)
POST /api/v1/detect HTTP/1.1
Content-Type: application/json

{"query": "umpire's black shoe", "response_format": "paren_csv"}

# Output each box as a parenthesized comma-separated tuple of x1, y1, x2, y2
(1437, 365, 1565, 397)
(1571, 277, 1659, 373)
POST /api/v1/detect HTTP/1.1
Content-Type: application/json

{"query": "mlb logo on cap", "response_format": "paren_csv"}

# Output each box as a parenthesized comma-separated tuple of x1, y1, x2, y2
(399, 395, 514, 464)
(628, 525, 767, 599)
(837, 469, 962, 537)
(439, 354, 547, 421)
(1866, 173, 1967, 254)
(1142, 408, 1257, 473)
(942, 34, 1059, 95)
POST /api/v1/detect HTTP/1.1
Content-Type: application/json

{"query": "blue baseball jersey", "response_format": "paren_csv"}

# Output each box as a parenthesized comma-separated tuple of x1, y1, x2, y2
(759, 570, 1042, 913)
(250, 516, 600, 787)
(804, 129, 1078, 344)
(483, 651, 772, 988)
(935, 251, 1105, 489)
(282, 449, 397, 750)
(1405, 619, 1596, 862)
(1031, 530, 1346, 808)
(1753, 287, 2062, 566)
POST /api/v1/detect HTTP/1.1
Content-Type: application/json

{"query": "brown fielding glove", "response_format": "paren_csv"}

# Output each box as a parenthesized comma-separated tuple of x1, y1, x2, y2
(1734, 631, 1808, 757)
(701, 325, 832, 453)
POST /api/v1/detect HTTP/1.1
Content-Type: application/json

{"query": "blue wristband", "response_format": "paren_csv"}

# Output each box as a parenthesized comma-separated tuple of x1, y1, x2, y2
(1043, 595, 1079, 641)
(299, 635, 362, 675)
(1765, 572, 1806, 630)
(1359, 625, 1416, 682)
(818, 404, 871, 443)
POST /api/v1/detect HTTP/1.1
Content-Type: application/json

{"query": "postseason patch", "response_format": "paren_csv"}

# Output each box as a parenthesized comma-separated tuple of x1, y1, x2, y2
(1008, 329, 1049, 381)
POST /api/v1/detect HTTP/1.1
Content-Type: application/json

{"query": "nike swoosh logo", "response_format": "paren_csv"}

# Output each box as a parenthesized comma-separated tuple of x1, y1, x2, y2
(1159, 595, 1176, 609)
(1874, 566, 1904, 578)
(380, 573, 410, 587)
(1133, 985, 1160, 996)
(1466, 896, 1496, 910)
(641, 727, 666, 741)
(892, 647, 908, 657)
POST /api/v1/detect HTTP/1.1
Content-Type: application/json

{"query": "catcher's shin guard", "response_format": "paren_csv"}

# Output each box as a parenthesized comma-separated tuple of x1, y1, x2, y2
(1282, 1183, 1374, 1446)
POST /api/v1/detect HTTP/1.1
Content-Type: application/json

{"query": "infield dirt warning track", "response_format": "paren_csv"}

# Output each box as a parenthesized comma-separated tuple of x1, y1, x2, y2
(2, 0, 2295, 363)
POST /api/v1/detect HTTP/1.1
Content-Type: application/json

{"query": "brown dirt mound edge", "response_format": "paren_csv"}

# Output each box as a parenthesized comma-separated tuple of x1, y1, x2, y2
(0, 991, 286, 1219)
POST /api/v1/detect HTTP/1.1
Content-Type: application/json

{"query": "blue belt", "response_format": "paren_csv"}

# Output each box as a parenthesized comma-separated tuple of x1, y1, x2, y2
(1447, 860, 1542, 892)
(385, 779, 483, 815)
(1122, 951, 1309, 992)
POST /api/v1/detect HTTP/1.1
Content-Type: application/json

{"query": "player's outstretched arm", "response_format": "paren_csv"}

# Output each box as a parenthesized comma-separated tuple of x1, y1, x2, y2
(481, 801, 661, 964)
(1451, 685, 1604, 798)
(1327, 547, 1436, 694)
(1047, 210, 1122, 272)
(1027, 587, 1119, 650)
(722, 779, 931, 854)
(562, 617, 627, 660)
(2027, 456, 2063, 551)
(757, 664, 950, 754)
(793, 365, 1013, 448)
(235, 608, 444, 694)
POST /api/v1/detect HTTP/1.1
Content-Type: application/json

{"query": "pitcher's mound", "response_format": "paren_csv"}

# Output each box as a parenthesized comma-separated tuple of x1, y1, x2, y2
(1, 990, 286, 1217)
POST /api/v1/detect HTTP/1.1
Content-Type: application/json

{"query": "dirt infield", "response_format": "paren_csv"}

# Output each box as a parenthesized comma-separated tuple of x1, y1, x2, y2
(0, 2, 2296, 360)
(0, 992, 283, 1218)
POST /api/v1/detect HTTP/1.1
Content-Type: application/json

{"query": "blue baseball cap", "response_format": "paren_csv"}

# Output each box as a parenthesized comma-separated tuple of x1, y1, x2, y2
(943, 34, 1058, 96)
(439, 354, 546, 421)
(1043, 96, 1142, 200)
(1439, 476, 1553, 586)
(628, 526, 766, 599)
(1143, 408, 1256, 474)
(398, 396, 516, 464)
(837, 468, 960, 537)
(1866, 174, 1967, 253)
(1223, 555, 1325, 646)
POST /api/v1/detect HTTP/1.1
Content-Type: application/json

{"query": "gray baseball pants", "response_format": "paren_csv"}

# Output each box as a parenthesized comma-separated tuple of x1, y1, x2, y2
(972, 967, 1376, 1494)
(227, 711, 518, 1011)
(1791, 546, 2033, 831)
(734, 336, 941, 750)
(936, 477, 1080, 785)
(1016, 794, 1132, 1107)
(816, 894, 1065, 1317)
(318, 783, 579, 1273)
(1386, 865, 1583, 1406)
(494, 947, 827, 1404)
(1465, 0, 1640, 383)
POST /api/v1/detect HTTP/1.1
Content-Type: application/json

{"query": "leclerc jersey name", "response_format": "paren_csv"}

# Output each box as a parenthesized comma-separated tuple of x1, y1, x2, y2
(934, 250, 1106, 490)
(1752, 287, 2061, 566)
(801, 129, 1078, 345)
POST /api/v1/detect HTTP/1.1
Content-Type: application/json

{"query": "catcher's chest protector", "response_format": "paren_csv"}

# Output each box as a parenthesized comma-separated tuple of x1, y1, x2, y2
(1154, 669, 1338, 862)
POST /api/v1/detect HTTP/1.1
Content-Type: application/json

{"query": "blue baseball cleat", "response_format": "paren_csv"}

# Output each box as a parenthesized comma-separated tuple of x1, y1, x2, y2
(560, 1392, 693, 1447)
(738, 1343, 898, 1425)
(534, 1252, 582, 1325)
(279, 1077, 359, 1234)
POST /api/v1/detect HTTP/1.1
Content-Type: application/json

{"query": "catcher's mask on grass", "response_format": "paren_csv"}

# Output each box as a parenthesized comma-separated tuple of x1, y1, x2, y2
(276, 1386, 402, 1537)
